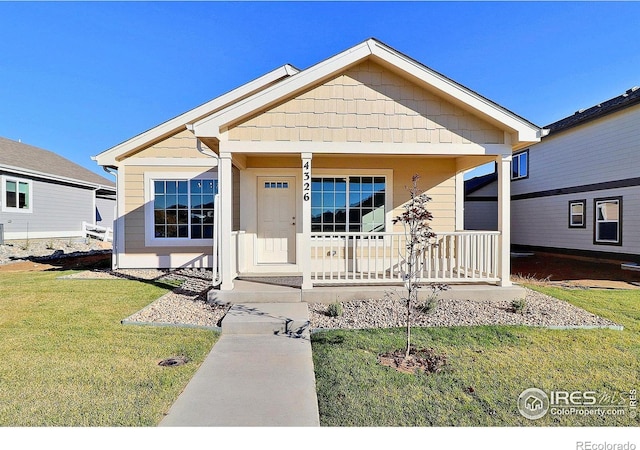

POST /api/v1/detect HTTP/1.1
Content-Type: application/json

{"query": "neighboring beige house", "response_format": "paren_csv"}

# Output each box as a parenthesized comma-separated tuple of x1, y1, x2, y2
(94, 39, 543, 295)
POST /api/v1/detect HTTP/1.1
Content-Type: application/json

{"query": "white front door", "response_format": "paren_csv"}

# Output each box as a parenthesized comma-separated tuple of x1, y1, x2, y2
(257, 177, 296, 264)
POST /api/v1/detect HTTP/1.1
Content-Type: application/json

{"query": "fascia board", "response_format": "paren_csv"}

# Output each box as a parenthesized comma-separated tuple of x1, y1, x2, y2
(368, 41, 541, 143)
(192, 42, 373, 137)
(93, 64, 297, 167)
(0, 164, 116, 192)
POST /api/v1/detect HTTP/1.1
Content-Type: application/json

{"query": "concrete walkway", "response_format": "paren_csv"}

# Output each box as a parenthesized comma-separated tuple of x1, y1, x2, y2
(159, 303, 320, 427)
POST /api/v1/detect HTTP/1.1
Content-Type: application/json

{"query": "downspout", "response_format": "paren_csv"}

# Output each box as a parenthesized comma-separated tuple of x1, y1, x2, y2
(188, 128, 221, 286)
(103, 166, 119, 270)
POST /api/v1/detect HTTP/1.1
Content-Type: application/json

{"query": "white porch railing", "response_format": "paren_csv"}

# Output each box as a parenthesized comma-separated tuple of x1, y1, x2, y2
(310, 231, 500, 285)
(82, 221, 113, 242)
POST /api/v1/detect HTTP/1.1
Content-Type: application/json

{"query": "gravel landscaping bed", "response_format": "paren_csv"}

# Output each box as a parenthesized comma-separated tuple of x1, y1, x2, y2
(63, 268, 620, 330)
(308, 289, 620, 330)
(63, 268, 229, 328)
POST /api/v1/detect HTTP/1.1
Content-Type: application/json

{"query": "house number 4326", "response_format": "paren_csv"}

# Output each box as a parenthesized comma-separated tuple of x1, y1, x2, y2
(303, 161, 311, 201)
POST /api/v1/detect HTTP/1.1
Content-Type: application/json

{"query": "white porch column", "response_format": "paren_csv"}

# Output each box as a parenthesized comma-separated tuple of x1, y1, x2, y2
(497, 153, 512, 287)
(301, 152, 313, 290)
(455, 171, 465, 231)
(219, 151, 234, 291)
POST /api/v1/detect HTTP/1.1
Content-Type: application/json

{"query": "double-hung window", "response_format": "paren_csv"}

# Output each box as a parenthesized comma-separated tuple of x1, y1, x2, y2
(2, 176, 32, 213)
(594, 197, 622, 245)
(311, 176, 386, 233)
(147, 175, 218, 244)
(512, 150, 528, 180)
(568, 200, 586, 228)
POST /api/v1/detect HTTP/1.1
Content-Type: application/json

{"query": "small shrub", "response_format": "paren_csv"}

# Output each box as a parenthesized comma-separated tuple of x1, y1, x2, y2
(511, 298, 527, 314)
(417, 296, 439, 314)
(327, 302, 343, 317)
(416, 283, 448, 314)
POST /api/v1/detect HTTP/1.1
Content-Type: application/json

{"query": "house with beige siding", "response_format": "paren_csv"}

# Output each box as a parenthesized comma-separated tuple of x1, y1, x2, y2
(93, 39, 543, 298)
(1, 137, 115, 241)
(464, 86, 640, 262)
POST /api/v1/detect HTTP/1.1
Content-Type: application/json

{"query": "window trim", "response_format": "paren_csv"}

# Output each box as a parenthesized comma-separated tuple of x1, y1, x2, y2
(511, 150, 529, 181)
(144, 171, 218, 247)
(593, 196, 622, 246)
(1, 175, 33, 213)
(568, 199, 586, 229)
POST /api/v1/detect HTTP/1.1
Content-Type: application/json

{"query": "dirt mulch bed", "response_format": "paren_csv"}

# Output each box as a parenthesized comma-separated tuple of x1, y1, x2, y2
(511, 252, 640, 289)
(0, 253, 111, 272)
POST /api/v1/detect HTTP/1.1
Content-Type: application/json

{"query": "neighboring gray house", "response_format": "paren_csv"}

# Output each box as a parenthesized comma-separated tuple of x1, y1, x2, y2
(464, 169, 497, 231)
(464, 86, 640, 262)
(0, 137, 116, 241)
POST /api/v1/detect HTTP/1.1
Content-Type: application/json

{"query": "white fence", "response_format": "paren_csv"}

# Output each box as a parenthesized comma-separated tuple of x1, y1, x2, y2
(310, 231, 500, 285)
(82, 221, 113, 242)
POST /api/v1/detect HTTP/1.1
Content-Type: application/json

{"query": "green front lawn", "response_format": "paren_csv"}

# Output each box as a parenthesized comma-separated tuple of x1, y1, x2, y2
(312, 286, 640, 426)
(0, 270, 218, 426)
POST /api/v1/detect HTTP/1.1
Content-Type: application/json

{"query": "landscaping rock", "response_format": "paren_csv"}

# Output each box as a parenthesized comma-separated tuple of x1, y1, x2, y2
(61, 267, 620, 331)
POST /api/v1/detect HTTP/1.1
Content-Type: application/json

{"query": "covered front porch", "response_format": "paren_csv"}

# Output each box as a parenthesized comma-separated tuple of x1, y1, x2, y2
(209, 151, 515, 299)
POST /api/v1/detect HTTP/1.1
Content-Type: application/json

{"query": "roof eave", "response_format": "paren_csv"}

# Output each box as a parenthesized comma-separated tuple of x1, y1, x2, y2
(0, 163, 115, 191)
(93, 64, 298, 167)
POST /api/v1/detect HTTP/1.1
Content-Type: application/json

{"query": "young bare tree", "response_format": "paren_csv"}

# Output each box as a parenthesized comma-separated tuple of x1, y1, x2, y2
(392, 174, 442, 358)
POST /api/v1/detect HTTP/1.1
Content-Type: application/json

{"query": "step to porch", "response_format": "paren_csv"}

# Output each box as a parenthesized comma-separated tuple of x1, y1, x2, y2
(209, 279, 302, 304)
(209, 280, 527, 304)
(221, 302, 310, 337)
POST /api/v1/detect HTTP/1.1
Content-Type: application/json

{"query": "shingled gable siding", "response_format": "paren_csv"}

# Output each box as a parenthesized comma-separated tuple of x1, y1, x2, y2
(123, 131, 217, 257)
(228, 61, 505, 145)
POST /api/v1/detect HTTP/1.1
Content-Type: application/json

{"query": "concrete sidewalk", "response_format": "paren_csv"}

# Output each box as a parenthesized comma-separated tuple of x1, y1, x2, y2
(159, 303, 320, 427)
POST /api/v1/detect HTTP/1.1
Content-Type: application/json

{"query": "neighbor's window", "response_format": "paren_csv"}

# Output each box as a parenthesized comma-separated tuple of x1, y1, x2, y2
(568, 200, 586, 228)
(311, 176, 385, 233)
(153, 178, 218, 239)
(594, 197, 622, 245)
(512, 150, 528, 180)
(2, 177, 31, 212)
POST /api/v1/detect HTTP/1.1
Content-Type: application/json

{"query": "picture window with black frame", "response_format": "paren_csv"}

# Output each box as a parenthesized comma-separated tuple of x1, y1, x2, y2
(311, 176, 386, 233)
(153, 178, 218, 239)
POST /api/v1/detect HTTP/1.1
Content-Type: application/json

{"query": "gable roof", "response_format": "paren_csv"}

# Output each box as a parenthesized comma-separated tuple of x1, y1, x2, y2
(0, 137, 115, 190)
(192, 38, 543, 146)
(94, 64, 298, 167)
(94, 38, 543, 167)
(546, 86, 640, 135)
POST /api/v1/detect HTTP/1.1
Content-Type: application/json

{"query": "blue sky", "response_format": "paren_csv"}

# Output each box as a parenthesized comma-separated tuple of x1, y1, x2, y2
(1, 1, 640, 181)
